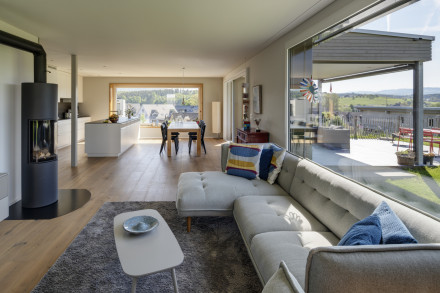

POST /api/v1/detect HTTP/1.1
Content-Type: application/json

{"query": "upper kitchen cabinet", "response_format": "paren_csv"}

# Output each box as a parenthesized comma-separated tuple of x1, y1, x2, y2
(47, 66, 83, 103)
(78, 75, 83, 103)
(47, 66, 57, 84)
(57, 70, 71, 102)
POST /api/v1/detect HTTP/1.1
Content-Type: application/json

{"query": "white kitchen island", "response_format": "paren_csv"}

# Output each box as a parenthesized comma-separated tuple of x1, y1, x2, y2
(85, 118, 140, 157)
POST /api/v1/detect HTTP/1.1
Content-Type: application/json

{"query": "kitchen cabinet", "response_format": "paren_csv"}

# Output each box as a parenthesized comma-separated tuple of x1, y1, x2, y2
(57, 70, 71, 102)
(78, 75, 83, 103)
(57, 117, 91, 149)
(47, 66, 57, 84)
(85, 118, 140, 157)
(47, 66, 83, 103)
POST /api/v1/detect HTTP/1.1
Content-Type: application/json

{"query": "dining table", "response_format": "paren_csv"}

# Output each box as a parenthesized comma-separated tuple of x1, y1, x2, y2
(167, 121, 201, 157)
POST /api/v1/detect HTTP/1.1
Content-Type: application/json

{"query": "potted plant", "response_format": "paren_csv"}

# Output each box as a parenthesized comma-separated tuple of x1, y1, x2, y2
(423, 152, 435, 165)
(395, 150, 415, 166)
(125, 106, 135, 119)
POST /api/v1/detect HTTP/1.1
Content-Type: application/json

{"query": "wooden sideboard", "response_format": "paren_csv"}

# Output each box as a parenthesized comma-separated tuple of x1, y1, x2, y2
(236, 128, 269, 143)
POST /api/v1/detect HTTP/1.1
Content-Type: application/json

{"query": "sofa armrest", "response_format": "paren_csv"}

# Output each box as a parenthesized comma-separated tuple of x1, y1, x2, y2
(262, 261, 305, 293)
(221, 143, 230, 172)
(305, 244, 440, 293)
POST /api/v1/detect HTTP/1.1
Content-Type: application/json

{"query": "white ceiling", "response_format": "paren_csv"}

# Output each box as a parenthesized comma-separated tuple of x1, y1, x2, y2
(0, 0, 333, 77)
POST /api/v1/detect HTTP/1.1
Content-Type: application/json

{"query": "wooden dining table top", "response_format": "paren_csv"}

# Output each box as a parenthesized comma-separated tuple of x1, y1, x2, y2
(168, 121, 199, 131)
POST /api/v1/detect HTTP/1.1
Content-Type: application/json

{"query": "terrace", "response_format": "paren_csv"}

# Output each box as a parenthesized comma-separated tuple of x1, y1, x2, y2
(310, 138, 440, 218)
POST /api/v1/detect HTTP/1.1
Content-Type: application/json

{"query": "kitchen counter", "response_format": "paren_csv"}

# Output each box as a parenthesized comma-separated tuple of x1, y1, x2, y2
(58, 116, 90, 121)
(86, 117, 140, 125)
(85, 118, 140, 157)
(57, 117, 91, 149)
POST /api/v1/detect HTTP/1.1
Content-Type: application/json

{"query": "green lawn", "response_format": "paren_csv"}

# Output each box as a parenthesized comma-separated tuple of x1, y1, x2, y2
(338, 96, 409, 112)
(386, 166, 440, 205)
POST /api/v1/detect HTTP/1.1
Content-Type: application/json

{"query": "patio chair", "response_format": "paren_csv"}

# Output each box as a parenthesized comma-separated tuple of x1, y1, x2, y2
(431, 128, 440, 155)
(423, 130, 434, 153)
(396, 127, 413, 151)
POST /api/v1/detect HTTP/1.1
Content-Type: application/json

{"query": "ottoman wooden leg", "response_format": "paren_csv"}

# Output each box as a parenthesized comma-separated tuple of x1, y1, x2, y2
(187, 217, 191, 232)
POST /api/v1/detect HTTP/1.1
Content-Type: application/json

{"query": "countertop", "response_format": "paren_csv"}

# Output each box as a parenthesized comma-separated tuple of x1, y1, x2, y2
(86, 117, 140, 125)
(58, 116, 90, 121)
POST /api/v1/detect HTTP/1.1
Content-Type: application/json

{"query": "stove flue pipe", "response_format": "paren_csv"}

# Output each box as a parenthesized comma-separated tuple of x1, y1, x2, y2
(0, 30, 47, 83)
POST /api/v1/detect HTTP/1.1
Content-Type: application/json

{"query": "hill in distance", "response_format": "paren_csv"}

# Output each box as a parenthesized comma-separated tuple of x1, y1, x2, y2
(344, 87, 440, 96)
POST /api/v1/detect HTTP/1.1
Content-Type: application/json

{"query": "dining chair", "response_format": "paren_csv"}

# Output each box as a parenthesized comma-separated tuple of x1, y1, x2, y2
(160, 122, 179, 155)
(188, 120, 206, 154)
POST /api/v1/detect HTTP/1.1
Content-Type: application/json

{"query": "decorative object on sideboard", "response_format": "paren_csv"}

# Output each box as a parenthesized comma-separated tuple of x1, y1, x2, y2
(254, 118, 261, 132)
(253, 85, 262, 114)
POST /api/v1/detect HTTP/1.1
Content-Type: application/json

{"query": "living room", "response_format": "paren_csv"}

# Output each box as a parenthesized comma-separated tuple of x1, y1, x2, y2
(1, 0, 440, 292)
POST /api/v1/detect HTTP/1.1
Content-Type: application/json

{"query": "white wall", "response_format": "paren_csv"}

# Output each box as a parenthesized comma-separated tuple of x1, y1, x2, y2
(224, 0, 377, 147)
(0, 20, 38, 205)
(81, 77, 223, 138)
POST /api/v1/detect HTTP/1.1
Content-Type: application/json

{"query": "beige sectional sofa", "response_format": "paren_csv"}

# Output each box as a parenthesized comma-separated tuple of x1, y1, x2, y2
(176, 143, 440, 292)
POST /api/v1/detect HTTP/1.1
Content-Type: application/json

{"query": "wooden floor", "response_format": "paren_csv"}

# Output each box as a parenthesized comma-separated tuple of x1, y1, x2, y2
(0, 138, 224, 293)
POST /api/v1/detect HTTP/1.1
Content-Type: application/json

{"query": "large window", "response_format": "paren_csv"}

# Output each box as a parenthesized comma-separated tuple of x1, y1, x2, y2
(288, 0, 440, 219)
(109, 83, 203, 127)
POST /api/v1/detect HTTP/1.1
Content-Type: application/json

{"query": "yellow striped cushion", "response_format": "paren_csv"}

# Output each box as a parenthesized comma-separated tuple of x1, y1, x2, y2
(225, 143, 263, 179)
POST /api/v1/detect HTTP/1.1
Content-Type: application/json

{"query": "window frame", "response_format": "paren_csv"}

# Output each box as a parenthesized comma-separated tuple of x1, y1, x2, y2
(109, 83, 203, 127)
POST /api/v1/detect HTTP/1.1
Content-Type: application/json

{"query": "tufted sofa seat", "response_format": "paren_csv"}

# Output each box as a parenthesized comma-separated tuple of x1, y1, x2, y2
(176, 142, 440, 292)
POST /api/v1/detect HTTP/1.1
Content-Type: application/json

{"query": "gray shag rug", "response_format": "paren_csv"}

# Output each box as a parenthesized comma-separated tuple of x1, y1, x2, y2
(32, 202, 262, 293)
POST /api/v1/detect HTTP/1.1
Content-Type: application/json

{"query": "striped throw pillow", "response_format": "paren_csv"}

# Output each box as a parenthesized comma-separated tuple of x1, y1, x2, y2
(225, 143, 263, 179)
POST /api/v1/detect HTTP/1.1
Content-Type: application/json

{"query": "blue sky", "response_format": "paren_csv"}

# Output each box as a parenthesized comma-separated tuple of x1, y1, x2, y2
(321, 0, 440, 93)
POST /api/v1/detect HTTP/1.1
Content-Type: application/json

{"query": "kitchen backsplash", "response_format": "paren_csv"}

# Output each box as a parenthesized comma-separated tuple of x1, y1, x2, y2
(58, 102, 83, 119)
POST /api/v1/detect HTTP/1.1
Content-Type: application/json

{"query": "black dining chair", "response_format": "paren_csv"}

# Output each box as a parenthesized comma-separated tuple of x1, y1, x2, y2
(160, 122, 179, 155)
(188, 120, 206, 154)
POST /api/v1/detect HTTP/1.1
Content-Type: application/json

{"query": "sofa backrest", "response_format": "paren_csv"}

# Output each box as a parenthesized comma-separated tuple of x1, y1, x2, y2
(290, 159, 440, 243)
(276, 151, 301, 193)
(306, 244, 440, 293)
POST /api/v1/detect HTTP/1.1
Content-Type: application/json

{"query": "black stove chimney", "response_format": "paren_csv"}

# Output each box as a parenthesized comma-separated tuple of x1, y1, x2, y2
(1, 30, 58, 208)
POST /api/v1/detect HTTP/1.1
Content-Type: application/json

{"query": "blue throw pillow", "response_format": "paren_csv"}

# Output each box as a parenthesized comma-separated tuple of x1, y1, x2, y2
(338, 215, 382, 246)
(372, 201, 418, 244)
(259, 148, 274, 181)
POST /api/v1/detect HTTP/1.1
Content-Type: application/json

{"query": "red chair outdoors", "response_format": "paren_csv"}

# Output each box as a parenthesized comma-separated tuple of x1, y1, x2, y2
(396, 127, 413, 151)
(423, 130, 434, 153)
(431, 128, 440, 155)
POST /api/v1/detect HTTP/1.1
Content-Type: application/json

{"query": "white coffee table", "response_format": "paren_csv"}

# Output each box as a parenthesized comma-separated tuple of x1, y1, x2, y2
(114, 209, 184, 293)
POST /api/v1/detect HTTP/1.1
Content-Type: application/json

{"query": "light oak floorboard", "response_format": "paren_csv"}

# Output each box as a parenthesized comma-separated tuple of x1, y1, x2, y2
(0, 138, 224, 293)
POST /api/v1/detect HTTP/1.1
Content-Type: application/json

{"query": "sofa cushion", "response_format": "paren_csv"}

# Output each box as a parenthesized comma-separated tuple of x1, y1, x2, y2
(226, 143, 263, 179)
(338, 215, 382, 246)
(234, 195, 329, 245)
(259, 148, 274, 180)
(221, 142, 273, 172)
(267, 144, 286, 184)
(262, 261, 304, 293)
(276, 152, 301, 193)
(372, 201, 417, 244)
(176, 171, 288, 217)
(250, 231, 339, 287)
